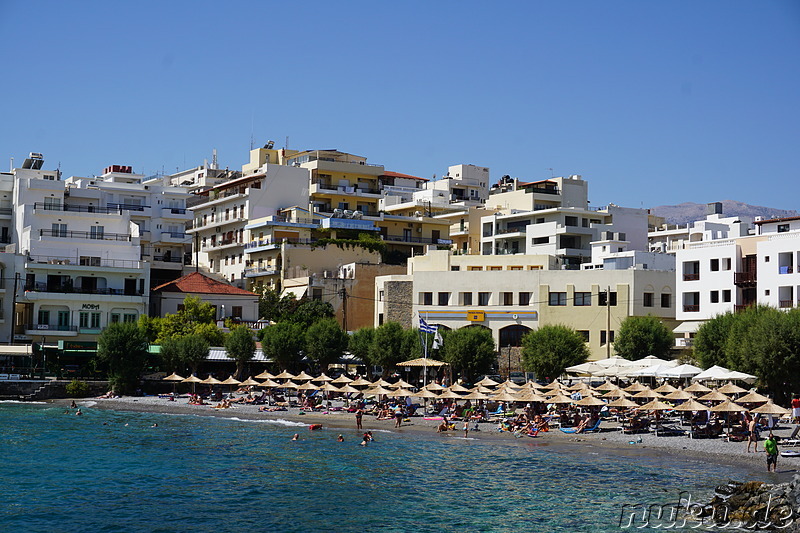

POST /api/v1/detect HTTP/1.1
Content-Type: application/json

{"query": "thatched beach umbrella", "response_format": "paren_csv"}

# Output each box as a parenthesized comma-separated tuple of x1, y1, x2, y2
(607, 398, 639, 409)
(365, 385, 394, 397)
(312, 373, 334, 383)
(462, 390, 490, 401)
(336, 384, 361, 395)
(424, 382, 446, 392)
(653, 383, 678, 394)
(593, 381, 619, 392)
(295, 371, 314, 381)
(476, 376, 500, 387)
(320, 382, 341, 393)
(296, 382, 319, 391)
(673, 399, 711, 412)
(541, 380, 563, 390)
(623, 382, 648, 393)
(255, 370, 276, 380)
(602, 389, 630, 399)
(737, 391, 770, 404)
(566, 382, 590, 392)
(752, 401, 790, 417)
(181, 374, 203, 394)
(491, 390, 522, 403)
(575, 396, 606, 407)
(349, 377, 372, 387)
(163, 373, 185, 382)
(259, 378, 281, 388)
(711, 399, 747, 436)
(390, 379, 414, 390)
(684, 382, 712, 394)
(547, 394, 575, 405)
(220, 375, 241, 386)
(632, 389, 662, 400)
(697, 389, 730, 402)
(273, 370, 296, 380)
(331, 374, 353, 384)
(372, 378, 393, 388)
(664, 389, 694, 401)
(514, 391, 547, 403)
(413, 389, 439, 399)
(499, 379, 522, 390)
(388, 388, 414, 398)
(240, 377, 261, 387)
(718, 382, 747, 395)
(438, 389, 466, 400)
(448, 383, 471, 393)
(201, 376, 222, 385)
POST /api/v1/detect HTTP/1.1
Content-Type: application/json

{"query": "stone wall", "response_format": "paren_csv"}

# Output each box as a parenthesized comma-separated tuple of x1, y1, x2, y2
(384, 280, 413, 328)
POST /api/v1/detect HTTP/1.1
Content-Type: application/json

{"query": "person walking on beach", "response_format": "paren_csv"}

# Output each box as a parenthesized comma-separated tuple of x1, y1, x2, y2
(764, 433, 779, 472)
(355, 408, 363, 430)
(747, 416, 759, 453)
(463, 420, 469, 438)
(792, 395, 800, 424)
(394, 405, 404, 428)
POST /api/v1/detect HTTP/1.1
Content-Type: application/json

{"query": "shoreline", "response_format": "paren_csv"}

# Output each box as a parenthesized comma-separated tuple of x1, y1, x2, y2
(56, 396, 798, 483)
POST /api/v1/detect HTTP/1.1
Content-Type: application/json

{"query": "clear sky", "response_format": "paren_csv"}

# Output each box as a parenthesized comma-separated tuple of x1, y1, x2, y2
(1, 1, 798, 210)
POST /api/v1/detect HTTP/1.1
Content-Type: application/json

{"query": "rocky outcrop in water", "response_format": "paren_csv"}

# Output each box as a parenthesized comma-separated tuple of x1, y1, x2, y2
(703, 477, 800, 530)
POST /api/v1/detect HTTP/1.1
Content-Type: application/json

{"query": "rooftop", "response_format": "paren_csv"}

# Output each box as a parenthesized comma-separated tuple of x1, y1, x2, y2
(151, 272, 255, 296)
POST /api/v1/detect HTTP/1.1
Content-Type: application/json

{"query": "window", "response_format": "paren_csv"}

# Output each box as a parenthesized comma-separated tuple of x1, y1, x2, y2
(489, 266, 502, 271)
(778, 224, 790, 233)
(765, 256, 770, 262)
(57, 311, 69, 327)
(549, 292, 567, 306)
(519, 292, 531, 306)
(37, 309, 50, 325)
(643, 292, 654, 307)
(723, 290, 731, 303)
(468, 266, 483, 272)
(574, 292, 592, 306)
(528, 265, 542, 270)
(509, 266, 522, 271)
(450, 266, 460, 271)
(723, 258, 732, 271)
(710, 259, 719, 271)
(710, 291, 719, 303)
(420, 292, 433, 305)
(91, 313, 101, 328)
(111, 313, 120, 324)
(90, 225, 104, 239)
(232, 306, 242, 319)
(600, 330, 615, 345)
(478, 292, 490, 306)
(598, 291, 617, 306)
(239, 254, 243, 264)
(80, 256, 102, 266)
(79, 312, 89, 328)
(438, 292, 450, 306)
(460, 292, 473, 306)
(502, 292, 513, 306)
(52, 223, 67, 237)
(661, 293, 671, 308)
(577, 330, 590, 343)
(378, 291, 384, 302)
(532, 237, 549, 245)
(43, 197, 61, 210)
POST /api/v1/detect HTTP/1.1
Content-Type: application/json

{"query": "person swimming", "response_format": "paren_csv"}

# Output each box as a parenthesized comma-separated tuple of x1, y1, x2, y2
(337, 434, 344, 442)
(291, 433, 300, 441)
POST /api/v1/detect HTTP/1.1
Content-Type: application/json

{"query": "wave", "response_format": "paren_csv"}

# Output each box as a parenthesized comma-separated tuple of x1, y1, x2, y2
(80, 401, 98, 407)
(0, 400, 47, 404)
(227, 417, 306, 427)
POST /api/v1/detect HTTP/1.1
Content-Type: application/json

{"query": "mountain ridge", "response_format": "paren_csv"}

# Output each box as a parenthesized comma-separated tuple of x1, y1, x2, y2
(649, 200, 798, 225)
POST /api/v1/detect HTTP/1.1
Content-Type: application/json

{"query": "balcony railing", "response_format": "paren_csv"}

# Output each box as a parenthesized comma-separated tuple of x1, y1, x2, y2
(734, 272, 757, 285)
(383, 235, 452, 245)
(244, 267, 279, 276)
(161, 231, 188, 239)
(779, 266, 794, 274)
(25, 323, 78, 332)
(496, 227, 528, 235)
(779, 300, 794, 308)
(165, 207, 187, 215)
(34, 202, 125, 214)
(245, 238, 318, 250)
(152, 255, 183, 263)
(107, 203, 149, 211)
(24, 282, 143, 296)
(0, 207, 12, 215)
(39, 229, 132, 241)
(683, 273, 700, 281)
(27, 255, 142, 268)
(683, 305, 700, 313)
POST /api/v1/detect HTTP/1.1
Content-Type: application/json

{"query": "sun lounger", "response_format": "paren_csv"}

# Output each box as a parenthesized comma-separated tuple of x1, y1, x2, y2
(560, 419, 602, 434)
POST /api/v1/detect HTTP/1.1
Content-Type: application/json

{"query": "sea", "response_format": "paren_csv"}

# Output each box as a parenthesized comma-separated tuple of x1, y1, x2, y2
(0, 402, 757, 532)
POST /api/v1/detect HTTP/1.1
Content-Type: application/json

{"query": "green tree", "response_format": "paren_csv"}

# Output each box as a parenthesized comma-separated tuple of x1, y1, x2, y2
(521, 325, 589, 382)
(305, 317, 348, 370)
(256, 286, 299, 322)
(260, 321, 306, 371)
(440, 326, 496, 381)
(349, 327, 375, 363)
(96, 322, 150, 394)
(693, 311, 738, 369)
(613, 315, 674, 360)
(159, 337, 182, 373)
(155, 296, 220, 343)
(225, 325, 256, 379)
(179, 335, 210, 376)
(291, 299, 335, 327)
(370, 322, 411, 375)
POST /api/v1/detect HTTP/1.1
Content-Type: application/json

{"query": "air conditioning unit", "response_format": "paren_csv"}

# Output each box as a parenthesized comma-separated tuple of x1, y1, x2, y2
(417, 227, 422, 233)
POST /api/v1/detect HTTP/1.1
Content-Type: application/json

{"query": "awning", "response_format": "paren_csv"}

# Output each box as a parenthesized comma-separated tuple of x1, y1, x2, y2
(674, 321, 703, 334)
(205, 348, 269, 362)
(281, 286, 308, 299)
(0, 345, 33, 355)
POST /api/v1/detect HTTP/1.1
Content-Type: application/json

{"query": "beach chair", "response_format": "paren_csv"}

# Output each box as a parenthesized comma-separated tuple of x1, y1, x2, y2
(781, 425, 800, 447)
(560, 419, 602, 434)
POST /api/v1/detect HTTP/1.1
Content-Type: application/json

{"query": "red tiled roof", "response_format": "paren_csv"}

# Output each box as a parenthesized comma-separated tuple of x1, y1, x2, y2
(754, 215, 800, 225)
(151, 272, 255, 296)
(382, 171, 428, 181)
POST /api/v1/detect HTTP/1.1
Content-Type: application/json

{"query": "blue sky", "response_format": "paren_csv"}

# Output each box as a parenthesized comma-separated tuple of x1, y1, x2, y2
(1, 1, 798, 210)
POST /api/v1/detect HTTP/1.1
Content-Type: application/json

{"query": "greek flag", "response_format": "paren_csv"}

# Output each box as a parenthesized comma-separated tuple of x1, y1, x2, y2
(418, 315, 438, 334)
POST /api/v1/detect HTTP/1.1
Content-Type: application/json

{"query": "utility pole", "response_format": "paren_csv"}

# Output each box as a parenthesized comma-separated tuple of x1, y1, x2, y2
(339, 286, 348, 332)
(194, 233, 199, 273)
(606, 285, 611, 359)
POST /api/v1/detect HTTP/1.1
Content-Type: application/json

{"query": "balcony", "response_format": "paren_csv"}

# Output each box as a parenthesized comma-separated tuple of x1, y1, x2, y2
(0, 207, 12, 217)
(39, 229, 132, 242)
(204, 239, 245, 251)
(675, 338, 694, 348)
(734, 271, 757, 286)
(244, 238, 318, 253)
(188, 215, 247, 232)
(26, 255, 143, 270)
(25, 324, 79, 336)
(683, 305, 700, 313)
(382, 235, 452, 245)
(159, 231, 190, 243)
(24, 282, 143, 297)
(779, 266, 794, 274)
(683, 273, 700, 281)
(779, 300, 794, 308)
(244, 266, 279, 278)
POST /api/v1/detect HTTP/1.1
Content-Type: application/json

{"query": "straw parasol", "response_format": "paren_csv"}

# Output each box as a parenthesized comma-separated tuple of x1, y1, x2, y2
(607, 398, 639, 409)
(473, 385, 495, 394)
(439, 389, 467, 400)
(593, 381, 619, 392)
(336, 384, 361, 395)
(448, 383, 471, 393)
(296, 382, 319, 391)
(390, 379, 414, 389)
(413, 389, 440, 399)
(737, 391, 770, 404)
(718, 382, 747, 395)
(602, 389, 630, 399)
(273, 370, 296, 380)
(623, 382, 649, 393)
(684, 382, 712, 394)
(396, 357, 447, 367)
(673, 399, 711, 412)
(281, 381, 299, 389)
(181, 374, 203, 393)
(566, 382, 590, 392)
(331, 374, 353, 384)
(220, 376, 241, 386)
(312, 373, 334, 383)
(201, 376, 222, 385)
(388, 388, 414, 398)
(547, 393, 575, 404)
(664, 389, 694, 401)
(364, 385, 394, 396)
(653, 383, 678, 394)
(632, 389, 662, 399)
(372, 378, 393, 388)
(163, 373, 185, 382)
(541, 381, 563, 390)
(424, 382, 446, 392)
(491, 390, 522, 403)
(752, 401, 790, 416)
(710, 399, 746, 413)
(239, 377, 261, 387)
(575, 396, 607, 407)
(294, 371, 314, 381)
(320, 382, 341, 393)
(259, 378, 281, 388)
(255, 371, 276, 380)
(462, 390, 490, 401)
(514, 391, 548, 403)
(697, 389, 730, 402)
(476, 376, 500, 387)
(637, 399, 673, 411)
(349, 377, 372, 387)
(499, 379, 522, 390)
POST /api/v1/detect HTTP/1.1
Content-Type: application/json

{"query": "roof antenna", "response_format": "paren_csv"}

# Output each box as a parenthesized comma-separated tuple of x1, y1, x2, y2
(250, 115, 255, 150)
(548, 168, 554, 178)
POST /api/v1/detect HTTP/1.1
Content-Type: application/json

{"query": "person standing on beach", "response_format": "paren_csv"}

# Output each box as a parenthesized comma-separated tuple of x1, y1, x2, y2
(355, 408, 363, 430)
(747, 416, 759, 453)
(463, 420, 469, 438)
(792, 395, 800, 424)
(764, 433, 778, 472)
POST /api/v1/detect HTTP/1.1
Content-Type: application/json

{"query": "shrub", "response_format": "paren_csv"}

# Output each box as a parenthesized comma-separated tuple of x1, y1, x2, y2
(66, 379, 89, 398)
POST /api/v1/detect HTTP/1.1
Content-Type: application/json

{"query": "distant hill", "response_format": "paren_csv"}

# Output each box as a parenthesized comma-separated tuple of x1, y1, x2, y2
(649, 201, 799, 225)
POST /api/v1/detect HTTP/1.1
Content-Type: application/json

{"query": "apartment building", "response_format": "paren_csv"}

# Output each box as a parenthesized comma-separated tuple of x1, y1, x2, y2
(648, 202, 753, 255)
(375, 249, 676, 361)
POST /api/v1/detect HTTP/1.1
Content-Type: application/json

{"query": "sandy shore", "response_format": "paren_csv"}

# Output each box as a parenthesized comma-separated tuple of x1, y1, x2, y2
(56, 395, 800, 483)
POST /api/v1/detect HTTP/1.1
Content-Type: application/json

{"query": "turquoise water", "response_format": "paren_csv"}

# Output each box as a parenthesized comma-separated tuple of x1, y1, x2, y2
(1, 403, 749, 532)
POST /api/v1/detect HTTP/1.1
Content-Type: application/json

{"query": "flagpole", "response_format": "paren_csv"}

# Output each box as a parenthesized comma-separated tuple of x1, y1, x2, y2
(424, 311, 429, 390)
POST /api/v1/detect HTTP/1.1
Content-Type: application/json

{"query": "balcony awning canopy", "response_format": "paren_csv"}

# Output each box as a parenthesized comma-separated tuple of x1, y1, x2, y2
(674, 321, 703, 334)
